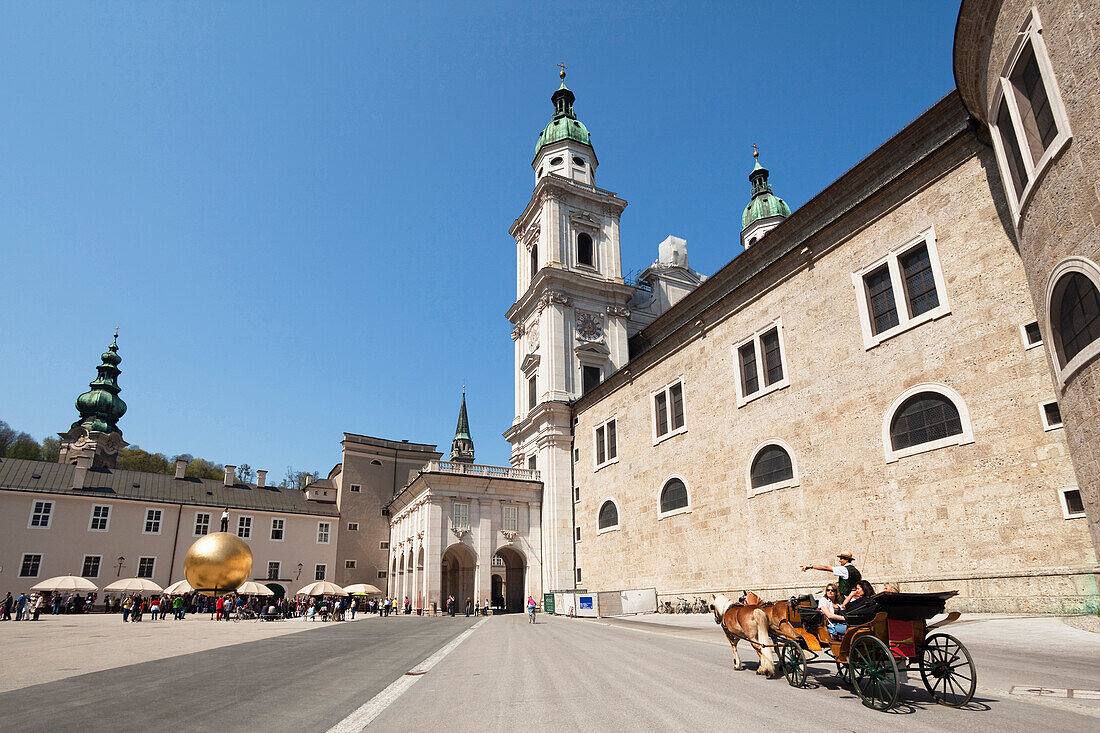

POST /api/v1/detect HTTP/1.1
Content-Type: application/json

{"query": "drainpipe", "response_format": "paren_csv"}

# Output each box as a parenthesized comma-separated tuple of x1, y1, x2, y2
(166, 502, 184, 585)
(570, 412, 577, 591)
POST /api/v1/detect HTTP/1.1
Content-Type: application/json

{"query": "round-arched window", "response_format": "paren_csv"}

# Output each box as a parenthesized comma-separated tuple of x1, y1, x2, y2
(577, 232, 594, 267)
(750, 445, 793, 489)
(598, 500, 618, 530)
(660, 478, 688, 514)
(889, 392, 963, 451)
(1052, 272, 1100, 368)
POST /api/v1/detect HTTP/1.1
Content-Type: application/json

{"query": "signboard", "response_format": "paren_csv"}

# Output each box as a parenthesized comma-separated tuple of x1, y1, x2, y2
(576, 594, 598, 617)
(543, 593, 555, 614)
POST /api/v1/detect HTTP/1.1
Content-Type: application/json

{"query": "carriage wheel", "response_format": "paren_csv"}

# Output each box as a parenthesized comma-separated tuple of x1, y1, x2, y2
(919, 633, 977, 707)
(849, 635, 901, 711)
(779, 639, 807, 688)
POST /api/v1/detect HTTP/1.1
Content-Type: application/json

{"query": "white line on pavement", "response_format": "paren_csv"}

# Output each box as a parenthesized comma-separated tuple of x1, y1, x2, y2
(326, 618, 488, 733)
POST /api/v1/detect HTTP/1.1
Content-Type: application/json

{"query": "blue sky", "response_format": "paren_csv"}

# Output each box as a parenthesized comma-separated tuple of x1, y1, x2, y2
(0, 1, 961, 474)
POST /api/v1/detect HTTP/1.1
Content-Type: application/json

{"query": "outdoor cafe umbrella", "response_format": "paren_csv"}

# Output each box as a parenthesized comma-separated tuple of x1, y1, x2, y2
(103, 577, 164, 594)
(162, 579, 194, 595)
(31, 575, 98, 593)
(236, 581, 274, 596)
(295, 580, 347, 597)
(343, 583, 383, 596)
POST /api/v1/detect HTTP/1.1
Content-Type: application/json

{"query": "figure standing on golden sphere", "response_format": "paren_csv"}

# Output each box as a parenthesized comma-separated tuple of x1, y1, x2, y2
(184, 531, 253, 595)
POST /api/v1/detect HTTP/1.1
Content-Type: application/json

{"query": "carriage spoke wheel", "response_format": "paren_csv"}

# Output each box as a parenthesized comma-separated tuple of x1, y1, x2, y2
(779, 639, 807, 688)
(849, 635, 901, 711)
(919, 633, 976, 707)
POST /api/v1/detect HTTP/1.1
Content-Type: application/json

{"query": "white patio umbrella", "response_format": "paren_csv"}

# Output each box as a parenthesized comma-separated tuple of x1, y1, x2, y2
(237, 581, 274, 596)
(30, 575, 98, 593)
(295, 580, 347, 597)
(103, 577, 164, 593)
(343, 583, 383, 595)
(162, 579, 194, 595)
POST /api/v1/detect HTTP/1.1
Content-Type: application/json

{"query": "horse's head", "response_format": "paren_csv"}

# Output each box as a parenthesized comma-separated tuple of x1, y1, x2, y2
(710, 593, 733, 623)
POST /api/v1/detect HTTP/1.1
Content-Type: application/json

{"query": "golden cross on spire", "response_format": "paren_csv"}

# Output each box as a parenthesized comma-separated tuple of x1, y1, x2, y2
(558, 62, 567, 80)
(752, 143, 759, 159)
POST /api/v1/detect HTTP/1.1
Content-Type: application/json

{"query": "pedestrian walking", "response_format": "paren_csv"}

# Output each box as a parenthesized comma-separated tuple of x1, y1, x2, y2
(465, 597, 472, 617)
(2, 592, 12, 621)
(15, 592, 28, 621)
(527, 595, 537, 623)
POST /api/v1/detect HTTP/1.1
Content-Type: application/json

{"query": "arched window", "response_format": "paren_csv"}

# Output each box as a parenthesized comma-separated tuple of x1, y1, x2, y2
(577, 232, 594, 267)
(1052, 272, 1100, 368)
(889, 392, 963, 451)
(750, 445, 794, 490)
(659, 478, 689, 514)
(597, 500, 618, 531)
(530, 244, 538, 281)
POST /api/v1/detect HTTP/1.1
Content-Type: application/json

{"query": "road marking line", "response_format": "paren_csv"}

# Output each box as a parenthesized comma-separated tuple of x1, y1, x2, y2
(326, 619, 487, 733)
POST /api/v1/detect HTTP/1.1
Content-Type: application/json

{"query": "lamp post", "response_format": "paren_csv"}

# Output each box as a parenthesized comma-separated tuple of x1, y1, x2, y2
(115, 556, 125, 577)
(296, 562, 303, 580)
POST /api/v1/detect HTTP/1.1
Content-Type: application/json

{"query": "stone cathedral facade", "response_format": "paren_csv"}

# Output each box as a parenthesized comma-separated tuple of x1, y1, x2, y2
(506, 2, 1100, 612)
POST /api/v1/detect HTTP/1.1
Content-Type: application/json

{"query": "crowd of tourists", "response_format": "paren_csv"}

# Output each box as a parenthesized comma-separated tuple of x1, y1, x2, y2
(1, 591, 97, 620)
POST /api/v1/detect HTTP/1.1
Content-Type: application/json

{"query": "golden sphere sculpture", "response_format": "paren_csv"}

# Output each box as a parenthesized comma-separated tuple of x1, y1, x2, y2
(184, 532, 253, 596)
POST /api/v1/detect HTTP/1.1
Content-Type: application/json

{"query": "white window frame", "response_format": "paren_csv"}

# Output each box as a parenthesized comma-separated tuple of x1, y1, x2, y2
(350, 484, 361, 492)
(193, 512, 211, 537)
(348, 522, 359, 531)
(651, 377, 688, 445)
(733, 318, 791, 407)
(1045, 257, 1100, 389)
(502, 505, 518, 532)
(345, 560, 357, 569)
(987, 8, 1073, 226)
(452, 502, 470, 530)
(656, 474, 692, 520)
(143, 507, 163, 535)
(882, 383, 975, 463)
(82, 554, 102, 578)
(593, 416, 619, 471)
(88, 504, 111, 532)
(315, 564, 327, 581)
(317, 521, 331, 544)
(1039, 399, 1063, 431)
(596, 497, 621, 535)
(136, 556, 156, 579)
(236, 515, 253, 539)
(19, 553, 43, 578)
(1059, 488, 1086, 519)
(746, 439, 801, 497)
(852, 227, 951, 349)
(269, 518, 285, 541)
(1020, 320, 1043, 350)
(267, 561, 281, 579)
(28, 500, 54, 529)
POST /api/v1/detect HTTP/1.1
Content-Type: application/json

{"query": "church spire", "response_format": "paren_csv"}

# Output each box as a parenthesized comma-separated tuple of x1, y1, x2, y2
(450, 387, 475, 463)
(741, 147, 792, 248)
(58, 331, 130, 469)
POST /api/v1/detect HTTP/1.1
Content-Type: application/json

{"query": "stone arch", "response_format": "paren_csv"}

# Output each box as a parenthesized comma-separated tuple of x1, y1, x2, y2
(492, 545, 527, 613)
(441, 543, 477, 611)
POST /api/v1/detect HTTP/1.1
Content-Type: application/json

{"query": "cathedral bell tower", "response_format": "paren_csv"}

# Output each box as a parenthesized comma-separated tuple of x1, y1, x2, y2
(504, 67, 635, 592)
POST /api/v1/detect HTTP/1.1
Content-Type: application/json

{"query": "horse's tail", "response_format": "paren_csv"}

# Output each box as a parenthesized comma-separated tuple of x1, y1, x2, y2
(753, 607, 776, 677)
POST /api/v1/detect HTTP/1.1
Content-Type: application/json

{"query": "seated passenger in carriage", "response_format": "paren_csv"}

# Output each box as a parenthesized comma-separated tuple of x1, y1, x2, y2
(817, 583, 847, 638)
(840, 580, 877, 622)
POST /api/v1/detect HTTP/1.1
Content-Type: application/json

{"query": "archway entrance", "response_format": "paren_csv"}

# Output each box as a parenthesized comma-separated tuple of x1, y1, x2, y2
(491, 574, 504, 608)
(494, 546, 526, 613)
(440, 544, 476, 609)
(265, 583, 285, 599)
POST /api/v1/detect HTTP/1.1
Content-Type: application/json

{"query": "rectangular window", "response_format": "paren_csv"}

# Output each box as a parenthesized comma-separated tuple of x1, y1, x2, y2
(573, 448, 579, 463)
(575, 526, 581, 541)
(653, 381, 686, 442)
(82, 555, 101, 578)
(1061, 489, 1086, 519)
(144, 508, 163, 535)
(503, 505, 518, 532)
(582, 365, 601, 394)
(761, 328, 784, 385)
(854, 230, 949, 348)
(378, 571, 387, 579)
(270, 518, 285, 541)
(348, 522, 359, 531)
(528, 375, 538, 412)
(237, 516, 252, 539)
(317, 522, 331, 543)
(380, 541, 389, 550)
(29, 500, 53, 529)
(594, 418, 618, 469)
(89, 505, 111, 531)
(1022, 320, 1043, 348)
(735, 321, 791, 406)
(194, 513, 210, 536)
(137, 557, 155, 579)
(350, 484, 361, 492)
(315, 564, 326, 581)
(345, 560, 357, 569)
(576, 567, 582, 584)
(996, 98, 1027, 198)
(19, 553, 42, 577)
(1010, 43, 1057, 164)
(574, 486, 580, 502)
(453, 502, 469, 529)
(527, 455, 537, 472)
(1041, 400, 1063, 430)
(267, 561, 280, 580)
(738, 342, 759, 395)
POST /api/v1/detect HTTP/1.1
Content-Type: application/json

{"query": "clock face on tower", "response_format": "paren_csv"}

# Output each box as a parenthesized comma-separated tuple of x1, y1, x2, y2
(576, 312, 603, 341)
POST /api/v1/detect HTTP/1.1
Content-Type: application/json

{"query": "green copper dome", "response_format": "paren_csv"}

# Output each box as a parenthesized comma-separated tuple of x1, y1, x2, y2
(534, 76, 593, 156)
(73, 335, 127, 436)
(741, 157, 791, 230)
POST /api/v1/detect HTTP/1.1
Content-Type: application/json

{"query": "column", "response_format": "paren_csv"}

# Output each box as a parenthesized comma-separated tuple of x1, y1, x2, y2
(476, 498, 493, 606)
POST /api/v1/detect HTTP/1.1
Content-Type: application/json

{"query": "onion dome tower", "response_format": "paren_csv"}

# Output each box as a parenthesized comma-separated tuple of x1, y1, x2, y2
(450, 388, 475, 464)
(57, 331, 130, 469)
(532, 64, 597, 187)
(741, 147, 791, 249)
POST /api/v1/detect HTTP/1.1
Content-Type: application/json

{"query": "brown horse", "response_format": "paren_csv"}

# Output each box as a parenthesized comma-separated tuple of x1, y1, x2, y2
(710, 593, 776, 677)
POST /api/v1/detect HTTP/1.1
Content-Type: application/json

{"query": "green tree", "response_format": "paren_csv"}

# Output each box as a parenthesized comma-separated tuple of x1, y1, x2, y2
(0, 421, 17, 457)
(40, 437, 61, 463)
(7, 433, 43, 460)
(185, 458, 224, 480)
(235, 463, 255, 484)
(118, 447, 171, 474)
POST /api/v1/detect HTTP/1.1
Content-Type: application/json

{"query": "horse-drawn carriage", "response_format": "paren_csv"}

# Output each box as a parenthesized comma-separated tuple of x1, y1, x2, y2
(713, 590, 977, 711)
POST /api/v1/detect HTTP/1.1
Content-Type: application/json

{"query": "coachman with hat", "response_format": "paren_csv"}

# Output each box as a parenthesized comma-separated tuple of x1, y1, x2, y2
(802, 552, 861, 598)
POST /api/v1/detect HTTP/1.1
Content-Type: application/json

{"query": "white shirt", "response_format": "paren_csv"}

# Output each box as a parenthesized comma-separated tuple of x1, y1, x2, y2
(818, 597, 837, 615)
(832, 565, 849, 579)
